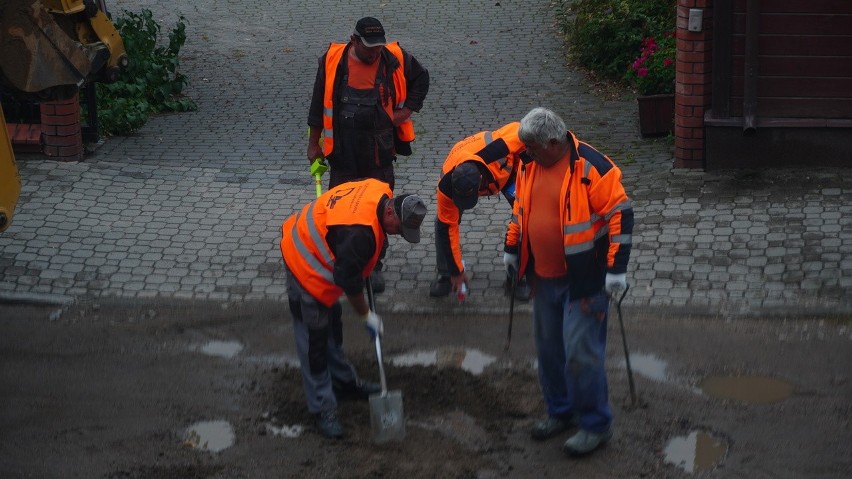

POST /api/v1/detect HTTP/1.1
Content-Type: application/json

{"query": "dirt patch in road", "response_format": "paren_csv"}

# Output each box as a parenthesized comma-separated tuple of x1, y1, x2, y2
(1, 299, 850, 478)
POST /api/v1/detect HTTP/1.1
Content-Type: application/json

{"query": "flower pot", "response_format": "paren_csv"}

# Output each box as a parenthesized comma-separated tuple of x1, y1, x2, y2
(637, 93, 674, 137)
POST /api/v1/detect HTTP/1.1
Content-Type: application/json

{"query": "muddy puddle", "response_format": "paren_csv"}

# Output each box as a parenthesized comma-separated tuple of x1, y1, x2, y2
(389, 348, 496, 375)
(664, 429, 728, 474)
(184, 420, 235, 453)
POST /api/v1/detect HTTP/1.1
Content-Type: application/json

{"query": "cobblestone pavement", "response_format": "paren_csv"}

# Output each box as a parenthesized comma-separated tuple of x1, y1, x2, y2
(1, 0, 850, 317)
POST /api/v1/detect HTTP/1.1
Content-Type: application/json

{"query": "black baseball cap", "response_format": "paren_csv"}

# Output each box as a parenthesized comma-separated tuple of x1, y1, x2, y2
(354, 17, 387, 47)
(393, 194, 427, 243)
(451, 162, 482, 211)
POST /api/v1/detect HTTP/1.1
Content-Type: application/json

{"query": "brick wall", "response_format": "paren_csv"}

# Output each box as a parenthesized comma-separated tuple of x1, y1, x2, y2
(675, 0, 714, 169)
(39, 92, 83, 161)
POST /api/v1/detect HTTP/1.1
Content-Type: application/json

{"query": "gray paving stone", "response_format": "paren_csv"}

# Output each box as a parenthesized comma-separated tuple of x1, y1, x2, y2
(0, 0, 848, 316)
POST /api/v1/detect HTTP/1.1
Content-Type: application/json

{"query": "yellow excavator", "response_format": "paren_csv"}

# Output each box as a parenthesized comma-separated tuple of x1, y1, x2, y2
(0, 0, 127, 232)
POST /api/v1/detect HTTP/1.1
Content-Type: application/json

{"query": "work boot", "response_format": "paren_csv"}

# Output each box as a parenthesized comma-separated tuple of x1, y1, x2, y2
(562, 428, 613, 456)
(315, 410, 343, 439)
(530, 416, 571, 441)
(429, 275, 451, 297)
(370, 270, 385, 294)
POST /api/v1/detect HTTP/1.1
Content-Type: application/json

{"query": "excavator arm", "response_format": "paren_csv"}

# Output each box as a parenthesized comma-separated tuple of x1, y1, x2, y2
(0, 0, 126, 232)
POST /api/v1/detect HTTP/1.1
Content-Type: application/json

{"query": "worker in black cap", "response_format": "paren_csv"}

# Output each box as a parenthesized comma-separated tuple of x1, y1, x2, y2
(306, 17, 430, 294)
(431, 122, 531, 300)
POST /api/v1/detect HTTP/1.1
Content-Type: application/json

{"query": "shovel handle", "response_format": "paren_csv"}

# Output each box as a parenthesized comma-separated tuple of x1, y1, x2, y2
(366, 277, 388, 396)
(314, 174, 323, 198)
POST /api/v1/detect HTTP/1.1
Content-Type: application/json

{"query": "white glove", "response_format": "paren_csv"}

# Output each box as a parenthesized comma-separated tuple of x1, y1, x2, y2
(503, 252, 519, 276)
(363, 311, 383, 338)
(605, 273, 627, 296)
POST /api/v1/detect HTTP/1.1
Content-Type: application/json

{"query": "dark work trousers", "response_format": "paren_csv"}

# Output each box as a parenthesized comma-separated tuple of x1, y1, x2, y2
(284, 264, 359, 414)
(328, 83, 397, 273)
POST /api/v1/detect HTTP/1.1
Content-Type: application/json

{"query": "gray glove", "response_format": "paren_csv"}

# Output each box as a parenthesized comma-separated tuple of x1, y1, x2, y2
(503, 252, 519, 276)
(363, 311, 383, 338)
(605, 273, 627, 296)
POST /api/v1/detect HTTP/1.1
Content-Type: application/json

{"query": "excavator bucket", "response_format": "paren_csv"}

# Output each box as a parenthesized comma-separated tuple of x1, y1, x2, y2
(0, 0, 127, 100)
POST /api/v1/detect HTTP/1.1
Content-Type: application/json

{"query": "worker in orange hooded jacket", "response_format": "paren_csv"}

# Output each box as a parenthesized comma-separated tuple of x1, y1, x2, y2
(504, 108, 633, 457)
(430, 122, 530, 299)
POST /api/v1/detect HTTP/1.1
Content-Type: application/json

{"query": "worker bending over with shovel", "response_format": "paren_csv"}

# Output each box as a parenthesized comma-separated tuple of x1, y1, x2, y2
(280, 178, 427, 438)
(504, 108, 633, 456)
(430, 122, 531, 300)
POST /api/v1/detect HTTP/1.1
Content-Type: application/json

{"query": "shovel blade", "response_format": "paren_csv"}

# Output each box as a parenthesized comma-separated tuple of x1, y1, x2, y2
(369, 390, 405, 444)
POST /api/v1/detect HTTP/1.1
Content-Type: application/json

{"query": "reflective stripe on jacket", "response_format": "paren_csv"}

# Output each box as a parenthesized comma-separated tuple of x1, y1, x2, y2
(436, 122, 525, 275)
(321, 42, 414, 157)
(280, 179, 389, 306)
(505, 131, 634, 299)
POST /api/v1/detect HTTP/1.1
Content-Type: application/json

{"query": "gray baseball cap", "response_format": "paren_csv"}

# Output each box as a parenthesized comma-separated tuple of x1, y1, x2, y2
(393, 194, 427, 243)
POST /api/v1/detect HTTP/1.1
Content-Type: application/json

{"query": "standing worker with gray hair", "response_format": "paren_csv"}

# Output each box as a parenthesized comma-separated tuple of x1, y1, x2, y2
(280, 179, 427, 439)
(503, 107, 633, 456)
(306, 17, 430, 293)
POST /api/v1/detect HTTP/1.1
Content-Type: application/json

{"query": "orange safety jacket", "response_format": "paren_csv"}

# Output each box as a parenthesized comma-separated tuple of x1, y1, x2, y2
(321, 42, 415, 157)
(436, 122, 525, 276)
(280, 179, 390, 307)
(505, 131, 634, 299)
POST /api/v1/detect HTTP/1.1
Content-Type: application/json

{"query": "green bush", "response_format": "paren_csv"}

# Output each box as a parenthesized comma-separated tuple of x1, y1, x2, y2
(557, 0, 676, 85)
(95, 9, 197, 136)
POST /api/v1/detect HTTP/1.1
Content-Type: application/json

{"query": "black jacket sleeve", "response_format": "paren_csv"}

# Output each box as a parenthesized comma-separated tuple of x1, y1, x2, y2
(326, 224, 378, 295)
(307, 54, 327, 128)
(401, 49, 429, 112)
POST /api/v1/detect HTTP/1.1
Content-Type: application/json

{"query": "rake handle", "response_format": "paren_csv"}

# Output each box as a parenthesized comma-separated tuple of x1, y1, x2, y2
(613, 285, 636, 406)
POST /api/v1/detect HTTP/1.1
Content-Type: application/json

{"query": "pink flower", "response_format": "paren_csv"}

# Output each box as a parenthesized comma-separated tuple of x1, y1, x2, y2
(637, 67, 648, 77)
(663, 58, 673, 67)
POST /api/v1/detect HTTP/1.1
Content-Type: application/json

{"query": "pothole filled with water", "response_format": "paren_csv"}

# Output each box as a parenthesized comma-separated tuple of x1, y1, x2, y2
(623, 352, 669, 382)
(183, 420, 235, 453)
(663, 429, 728, 474)
(699, 375, 794, 404)
(390, 348, 496, 375)
(198, 340, 243, 359)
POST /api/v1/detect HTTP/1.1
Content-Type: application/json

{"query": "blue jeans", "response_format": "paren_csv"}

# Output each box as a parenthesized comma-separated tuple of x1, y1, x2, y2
(533, 276, 612, 433)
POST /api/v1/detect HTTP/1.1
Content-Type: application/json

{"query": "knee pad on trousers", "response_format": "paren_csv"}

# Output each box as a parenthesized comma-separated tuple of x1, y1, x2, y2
(307, 326, 329, 375)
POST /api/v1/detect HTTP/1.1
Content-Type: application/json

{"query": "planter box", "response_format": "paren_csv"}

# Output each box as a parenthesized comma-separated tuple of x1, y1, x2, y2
(637, 93, 674, 137)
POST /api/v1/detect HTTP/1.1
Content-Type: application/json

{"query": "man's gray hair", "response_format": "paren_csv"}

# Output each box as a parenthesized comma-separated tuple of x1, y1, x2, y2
(518, 107, 567, 147)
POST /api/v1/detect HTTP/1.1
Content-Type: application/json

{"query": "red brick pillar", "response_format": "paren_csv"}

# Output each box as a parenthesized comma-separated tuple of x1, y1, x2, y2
(674, 0, 714, 169)
(40, 92, 83, 161)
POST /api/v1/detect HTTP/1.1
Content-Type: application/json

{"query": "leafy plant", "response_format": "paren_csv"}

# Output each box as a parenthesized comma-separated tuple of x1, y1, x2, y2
(94, 9, 197, 136)
(628, 32, 676, 95)
(557, 0, 676, 85)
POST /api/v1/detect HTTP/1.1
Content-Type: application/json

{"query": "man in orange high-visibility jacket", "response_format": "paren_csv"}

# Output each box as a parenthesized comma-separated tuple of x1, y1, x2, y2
(504, 108, 633, 457)
(430, 122, 530, 300)
(306, 17, 429, 294)
(280, 178, 426, 439)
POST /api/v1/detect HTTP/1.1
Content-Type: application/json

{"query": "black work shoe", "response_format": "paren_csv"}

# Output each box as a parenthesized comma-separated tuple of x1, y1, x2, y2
(316, 410, 343, 439)
(531, 416, 571, 441)
(333, 380, 381, 401)
(429, 276, 451, 297)
(370, 270, 386, 294)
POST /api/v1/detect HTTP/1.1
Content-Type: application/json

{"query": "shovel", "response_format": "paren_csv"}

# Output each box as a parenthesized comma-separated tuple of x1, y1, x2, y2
(365, 277, 405, 444)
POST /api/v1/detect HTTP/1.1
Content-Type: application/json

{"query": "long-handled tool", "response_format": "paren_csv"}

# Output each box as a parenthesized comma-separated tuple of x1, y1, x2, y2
(504, 268, 517, 351)
(366, 277, 405, 444)
(612, 285, 637, 407)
